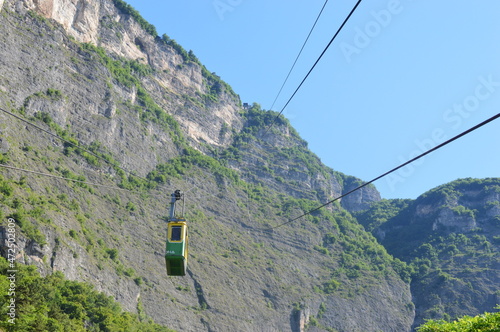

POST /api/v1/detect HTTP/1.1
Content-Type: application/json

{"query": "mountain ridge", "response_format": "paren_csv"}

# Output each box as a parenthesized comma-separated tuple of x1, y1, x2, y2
(355, 177, 500, 328)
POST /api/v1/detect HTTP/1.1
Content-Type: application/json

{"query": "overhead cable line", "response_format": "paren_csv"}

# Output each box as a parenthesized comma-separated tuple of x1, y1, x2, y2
(0, 107, 151, 183)
(264, 0, 363, 133)
(270, 112, 500, 229)
(267, 0, 330, 112)
(1, 106, 227, 199)
(0, 164, 133, 192)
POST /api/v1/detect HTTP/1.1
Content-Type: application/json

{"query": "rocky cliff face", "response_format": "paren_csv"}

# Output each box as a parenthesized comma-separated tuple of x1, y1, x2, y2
(0, 1, 419, 331)
(1, 0, 242, 166)
(366, 178, 500, 329)
(1, 0, 377, 210)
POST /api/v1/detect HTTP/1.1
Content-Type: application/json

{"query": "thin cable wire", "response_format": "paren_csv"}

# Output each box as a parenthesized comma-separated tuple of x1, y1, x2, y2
(0, 107, 151, 183)
(0, 164, 133, 192)
(267, 0, 330, 112)
(0, 107, 231, 199)
(271, 112, 500, 229)
(264, 0, 363, 133)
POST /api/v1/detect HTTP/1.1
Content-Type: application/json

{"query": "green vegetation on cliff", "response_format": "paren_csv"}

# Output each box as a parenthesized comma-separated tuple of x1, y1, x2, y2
(0, 258, 173, 332)
(357, 178, 500, 328)
(417, 309, 500, 332)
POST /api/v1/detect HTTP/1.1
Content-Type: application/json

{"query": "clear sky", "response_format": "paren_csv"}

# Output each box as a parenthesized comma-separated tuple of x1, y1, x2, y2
(123, 0, 500, 200)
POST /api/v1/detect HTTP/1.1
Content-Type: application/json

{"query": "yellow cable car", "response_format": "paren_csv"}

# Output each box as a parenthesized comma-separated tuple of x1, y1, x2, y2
(165, 219, 188, 276)
(165, 190, 189, 276)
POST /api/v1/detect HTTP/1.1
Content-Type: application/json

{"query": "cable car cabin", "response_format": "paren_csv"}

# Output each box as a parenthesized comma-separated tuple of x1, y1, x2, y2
(165, 220, 188, 276)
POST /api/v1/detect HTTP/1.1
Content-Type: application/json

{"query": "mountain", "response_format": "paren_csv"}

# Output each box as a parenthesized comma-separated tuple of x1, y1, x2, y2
(0, 1, 497, 331)
(355, 178, 500, 329)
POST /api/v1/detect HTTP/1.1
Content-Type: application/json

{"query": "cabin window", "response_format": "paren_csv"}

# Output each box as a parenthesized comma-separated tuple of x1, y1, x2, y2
(170, 226, 182, 241)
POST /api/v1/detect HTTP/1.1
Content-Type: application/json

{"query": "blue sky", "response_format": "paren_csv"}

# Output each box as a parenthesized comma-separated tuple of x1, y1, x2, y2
(124, 0, 500, 200)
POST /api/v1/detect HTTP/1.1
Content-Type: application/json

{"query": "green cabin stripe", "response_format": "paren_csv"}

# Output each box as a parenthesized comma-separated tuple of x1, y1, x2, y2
(165, 256, 186, 276)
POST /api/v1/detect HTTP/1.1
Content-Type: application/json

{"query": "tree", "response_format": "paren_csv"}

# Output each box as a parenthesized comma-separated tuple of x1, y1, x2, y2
(417, 309, 500, 332)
